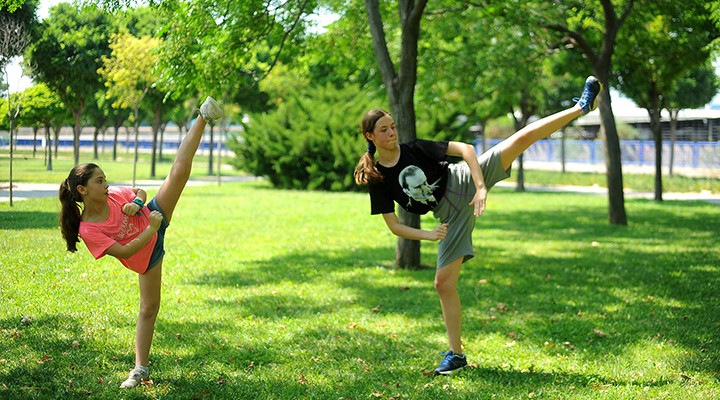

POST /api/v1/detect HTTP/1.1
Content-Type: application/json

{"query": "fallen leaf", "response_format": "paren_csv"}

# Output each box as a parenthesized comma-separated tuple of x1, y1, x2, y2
(593, 329, 607, 337)
(298, 374, 308, 385)
(71, 340, 80, 349)
(37, 355, 52, 364)
(371, 305, 381, 313)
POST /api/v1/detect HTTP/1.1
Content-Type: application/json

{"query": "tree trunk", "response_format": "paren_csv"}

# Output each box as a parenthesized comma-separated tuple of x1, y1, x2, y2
(668, 109, 678, 177)
(45, 126, 53, 171)
(113, 124, 120, 161)
(151, 108, 161, 178)
(365, 0, 428, 268)
(32, 127, 38, 158)
(597, 87, 627, 225)
(208, 124, 215, 175)
(132, 107, 140, 187)
(561, 129, 566, 173)
(73, 108, 82, 165)
(93, 127, 100, 159)
(648, 108, 663, 201)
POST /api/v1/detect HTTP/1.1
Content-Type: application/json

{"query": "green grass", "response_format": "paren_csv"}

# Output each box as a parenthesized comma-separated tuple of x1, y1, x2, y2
(513, 169, 719, 194)
(2, 150, 717, 193)
(1, 179, 718, 399)
(1, 150, 246, 184)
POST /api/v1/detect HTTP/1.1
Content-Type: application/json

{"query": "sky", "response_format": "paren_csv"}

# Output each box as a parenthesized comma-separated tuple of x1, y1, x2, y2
(5, 1, 719, 109)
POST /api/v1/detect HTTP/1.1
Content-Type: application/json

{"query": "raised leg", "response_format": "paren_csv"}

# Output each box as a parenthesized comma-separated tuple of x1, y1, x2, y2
(154, 115, 207, 222)
(496, 105, 582, 171)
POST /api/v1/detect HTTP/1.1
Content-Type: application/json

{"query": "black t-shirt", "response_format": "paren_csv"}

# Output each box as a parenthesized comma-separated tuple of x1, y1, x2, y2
(368, 139, 449, 215)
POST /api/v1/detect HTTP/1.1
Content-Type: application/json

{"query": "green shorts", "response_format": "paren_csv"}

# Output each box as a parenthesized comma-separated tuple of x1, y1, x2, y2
(432, 146, 511, 269)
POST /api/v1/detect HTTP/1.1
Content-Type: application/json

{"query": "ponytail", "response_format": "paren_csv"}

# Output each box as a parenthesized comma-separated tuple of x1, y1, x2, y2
(58, 163, 99, 252)
(353, 109, 390, 186)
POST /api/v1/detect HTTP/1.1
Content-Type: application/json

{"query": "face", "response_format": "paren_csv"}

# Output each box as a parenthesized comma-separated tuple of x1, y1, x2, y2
(77, 168, 109, 203)
(404, 171, 433, 197)
(366, 115, 397, 151)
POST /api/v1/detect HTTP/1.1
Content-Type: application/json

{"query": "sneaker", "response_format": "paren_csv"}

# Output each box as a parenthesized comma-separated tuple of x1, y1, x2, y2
(119, 366, 149, 388)
(573, 76, 603, 115)
(434, 350, 468, 375)
(199, 96, 223, 122)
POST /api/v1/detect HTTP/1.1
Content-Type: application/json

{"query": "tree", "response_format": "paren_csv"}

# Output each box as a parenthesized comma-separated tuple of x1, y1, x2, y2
(26, 3, 112, 165)
(664, 63, 719, 176)
(229, 83, 372, 191)
(16, 83, 67, 171)
(537, 0, 633, 225)
(360, 0, 428, 268)
(98, 31, 161, 186)
(1, 0, 35, 206)
(614, 0, 719, 200)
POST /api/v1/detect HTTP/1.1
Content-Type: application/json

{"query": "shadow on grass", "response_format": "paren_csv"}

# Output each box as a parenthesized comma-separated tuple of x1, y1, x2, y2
(0, 211, 57, 230)
(192, 194, 720, 378)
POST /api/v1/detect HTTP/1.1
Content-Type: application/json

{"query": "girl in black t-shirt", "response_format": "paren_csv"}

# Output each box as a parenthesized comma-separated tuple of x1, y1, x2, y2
(353, 76, 603, 375)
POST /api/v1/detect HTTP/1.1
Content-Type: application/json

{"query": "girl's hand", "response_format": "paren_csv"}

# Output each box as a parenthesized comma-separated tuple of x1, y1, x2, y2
(470, 187, 488, 217)
(148, 210, 163, 231)
(122, 202, 142, 216)
(429, 223, 449, 241)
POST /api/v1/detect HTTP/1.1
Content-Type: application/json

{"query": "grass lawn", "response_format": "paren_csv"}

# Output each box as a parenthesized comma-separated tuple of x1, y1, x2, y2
(1, 178, 718, 399)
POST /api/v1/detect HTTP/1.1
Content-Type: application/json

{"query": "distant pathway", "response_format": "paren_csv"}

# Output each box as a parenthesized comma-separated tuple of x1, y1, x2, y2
(0, 175, 259, 203)
(1, 176, 718, 205)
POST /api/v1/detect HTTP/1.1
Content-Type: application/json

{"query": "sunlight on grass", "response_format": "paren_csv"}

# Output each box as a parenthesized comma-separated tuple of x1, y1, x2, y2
(1, 182, 718, 399)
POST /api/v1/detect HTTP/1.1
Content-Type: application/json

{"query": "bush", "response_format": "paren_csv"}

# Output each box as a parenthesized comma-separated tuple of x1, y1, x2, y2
(228, 84, 377, 191)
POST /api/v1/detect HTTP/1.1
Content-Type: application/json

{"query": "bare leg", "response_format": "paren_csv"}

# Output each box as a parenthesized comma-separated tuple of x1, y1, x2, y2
(434, 257, 464, 354)
(497, 105, 583, 170)
(155, 116, 208, 222)
(135, 261, 162, 367)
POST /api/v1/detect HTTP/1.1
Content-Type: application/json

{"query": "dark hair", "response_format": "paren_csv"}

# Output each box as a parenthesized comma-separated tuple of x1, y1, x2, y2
(58, 163, 99, 252)
(353, 109, 389, 185)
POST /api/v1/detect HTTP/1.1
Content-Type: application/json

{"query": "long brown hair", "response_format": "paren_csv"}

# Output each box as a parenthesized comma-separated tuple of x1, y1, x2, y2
(353, 108, 389, 185)
(58, 163, 99, 252)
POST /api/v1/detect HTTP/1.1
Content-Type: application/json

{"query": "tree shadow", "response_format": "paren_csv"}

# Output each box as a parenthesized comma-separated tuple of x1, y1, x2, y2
(0, 211, 57, 230)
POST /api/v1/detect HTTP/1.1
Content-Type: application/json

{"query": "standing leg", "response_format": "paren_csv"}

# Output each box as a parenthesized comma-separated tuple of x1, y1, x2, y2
(434, 257, 464, 354)
(135, 262, 162, 368)
(120, 262, 162, 388)
(154, 97, 222, 222)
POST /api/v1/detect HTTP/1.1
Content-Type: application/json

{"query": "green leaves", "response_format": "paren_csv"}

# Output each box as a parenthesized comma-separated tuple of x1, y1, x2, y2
(228, 83, 372, 191)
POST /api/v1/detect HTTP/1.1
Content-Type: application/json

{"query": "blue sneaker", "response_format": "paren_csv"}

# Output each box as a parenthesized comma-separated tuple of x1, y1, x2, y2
(573, 76, 603, 115)
(434, 351, 467, 375)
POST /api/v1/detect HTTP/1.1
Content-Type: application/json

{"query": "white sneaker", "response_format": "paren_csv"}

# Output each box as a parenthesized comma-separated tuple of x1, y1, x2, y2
(119, 366, 149, 388)
(199, 96, 223, 122)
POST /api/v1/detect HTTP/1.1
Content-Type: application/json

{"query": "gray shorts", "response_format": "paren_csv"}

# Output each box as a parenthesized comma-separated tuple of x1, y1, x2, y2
(432, 146, 511, 269)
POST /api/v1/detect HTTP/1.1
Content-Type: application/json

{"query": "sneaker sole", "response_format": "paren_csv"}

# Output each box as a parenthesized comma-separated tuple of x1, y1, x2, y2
(434, 365, 467, 375)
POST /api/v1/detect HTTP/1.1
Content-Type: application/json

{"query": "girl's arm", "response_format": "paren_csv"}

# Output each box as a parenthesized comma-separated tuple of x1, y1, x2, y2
(104, 211, 163, 259)
(446, 141, 487, 217)
(122, 188, 148, 216)
(382, 212, 448, 241)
